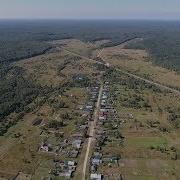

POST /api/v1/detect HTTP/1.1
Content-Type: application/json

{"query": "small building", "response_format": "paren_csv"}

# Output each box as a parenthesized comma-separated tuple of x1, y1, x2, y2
(100, 109, 108, 113)
(59, 171, 72, 178)
(91, 158, 102, 166)
(79, 125, 88, 130)
(40, 143, 52, 152)
(100, 100, 106, 107)
(102, 95, 107, 99)
(72, 139, 82, 149)
(90, 173, 103, 180)
(111, 156, 120, 163)
(91, 165, 97, 172)
(94, 152, 102, 159)
(52, 160, 77, 178)
(99, 115, 107, 121)
(67, 161, 75, 166)
(68, 150, 79, 158)
(105, 63, 110, 67)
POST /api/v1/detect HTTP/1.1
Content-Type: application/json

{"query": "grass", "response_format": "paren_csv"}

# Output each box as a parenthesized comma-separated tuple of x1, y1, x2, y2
(124, 136, 167, 148)
(124, 175, 156, 180)
(97, 41, 180, 89)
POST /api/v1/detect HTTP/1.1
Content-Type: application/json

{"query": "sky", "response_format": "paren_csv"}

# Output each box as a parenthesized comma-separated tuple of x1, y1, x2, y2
(0, 0, 180, 20)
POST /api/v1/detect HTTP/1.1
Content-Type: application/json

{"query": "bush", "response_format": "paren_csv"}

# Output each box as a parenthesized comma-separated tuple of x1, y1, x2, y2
(47, 120, 64, 129)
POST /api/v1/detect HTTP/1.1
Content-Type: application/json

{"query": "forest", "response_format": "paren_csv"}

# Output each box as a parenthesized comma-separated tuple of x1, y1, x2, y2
(1, 20, 180, 70)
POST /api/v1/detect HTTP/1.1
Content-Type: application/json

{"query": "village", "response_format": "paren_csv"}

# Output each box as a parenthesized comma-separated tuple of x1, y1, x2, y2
(89, 81, 123, 180)
(34, 74, 124, 180)
(35, 80, 102, 179)
(9, 64, 180, 180)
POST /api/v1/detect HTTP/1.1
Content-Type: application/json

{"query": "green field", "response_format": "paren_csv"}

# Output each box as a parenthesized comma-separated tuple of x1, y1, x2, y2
(125, 136, 167, 148)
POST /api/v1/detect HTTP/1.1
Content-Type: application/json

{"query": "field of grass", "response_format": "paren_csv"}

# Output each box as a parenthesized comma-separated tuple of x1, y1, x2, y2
(54, 38, 180, 90)
(94, 41, 180, 90)
(125, 136, 167, 148)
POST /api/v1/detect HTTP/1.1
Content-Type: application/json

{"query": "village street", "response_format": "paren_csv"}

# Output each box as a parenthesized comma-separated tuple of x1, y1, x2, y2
(82, 84, 103, 180)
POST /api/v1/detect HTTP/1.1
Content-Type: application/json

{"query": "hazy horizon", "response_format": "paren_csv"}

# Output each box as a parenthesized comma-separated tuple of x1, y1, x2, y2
(1, 0, 180, 20)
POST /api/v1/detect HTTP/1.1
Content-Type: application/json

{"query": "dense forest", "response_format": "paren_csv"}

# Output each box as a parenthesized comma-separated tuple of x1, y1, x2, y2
(1, 20, 180, 70)
(0, 65, 51, 135)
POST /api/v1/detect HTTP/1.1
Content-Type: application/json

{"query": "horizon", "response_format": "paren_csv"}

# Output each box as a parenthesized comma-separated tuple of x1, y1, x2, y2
(1, 18, 180, 22)
(1, 0, 180, 20)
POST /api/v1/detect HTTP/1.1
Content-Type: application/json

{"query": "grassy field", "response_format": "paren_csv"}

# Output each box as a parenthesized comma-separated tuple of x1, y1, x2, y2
(93, 41, 180, 90)
(125, 136, 167, 148)
(53, 38, 180, 90)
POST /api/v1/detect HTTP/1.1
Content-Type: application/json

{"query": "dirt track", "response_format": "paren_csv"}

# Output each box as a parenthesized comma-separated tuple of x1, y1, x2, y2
(63, 48, 180, 96)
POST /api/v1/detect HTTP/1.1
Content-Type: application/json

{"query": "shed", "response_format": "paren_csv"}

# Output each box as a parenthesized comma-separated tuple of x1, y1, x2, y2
(90, 173, 102, 180)
(72, 139, 82, 149)
(92, 159, 102, 165)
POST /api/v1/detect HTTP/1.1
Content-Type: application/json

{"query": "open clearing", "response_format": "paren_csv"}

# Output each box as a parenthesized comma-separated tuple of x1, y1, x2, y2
(92, 39, 180, 90)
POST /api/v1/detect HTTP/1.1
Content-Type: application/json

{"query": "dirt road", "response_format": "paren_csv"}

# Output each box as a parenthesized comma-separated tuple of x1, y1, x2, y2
(82, 85, 103, 180)
(63, 48, 180, 96)
(115, 68, 180, 95)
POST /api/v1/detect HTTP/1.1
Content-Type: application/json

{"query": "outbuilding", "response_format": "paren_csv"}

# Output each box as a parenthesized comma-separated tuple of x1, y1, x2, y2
(90, 173, 103, 180)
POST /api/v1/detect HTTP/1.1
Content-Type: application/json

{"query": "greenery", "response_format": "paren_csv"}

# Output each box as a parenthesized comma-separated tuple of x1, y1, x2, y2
(47, 120, 64, 129)
(0, 65, 63, 135)
(1, 20, 180, 70)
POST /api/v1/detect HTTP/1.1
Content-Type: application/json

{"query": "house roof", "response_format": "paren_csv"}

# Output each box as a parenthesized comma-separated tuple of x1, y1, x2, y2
(90, 173, 102, 179)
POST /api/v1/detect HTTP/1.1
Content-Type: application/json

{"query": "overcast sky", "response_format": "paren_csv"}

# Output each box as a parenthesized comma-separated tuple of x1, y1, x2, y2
(0, 0, 180, 20)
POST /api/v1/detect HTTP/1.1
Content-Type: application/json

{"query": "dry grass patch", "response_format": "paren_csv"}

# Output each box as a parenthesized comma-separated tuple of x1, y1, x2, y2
(97, 44, 180, 89)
